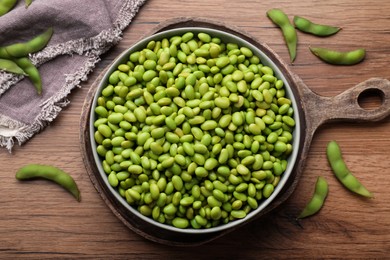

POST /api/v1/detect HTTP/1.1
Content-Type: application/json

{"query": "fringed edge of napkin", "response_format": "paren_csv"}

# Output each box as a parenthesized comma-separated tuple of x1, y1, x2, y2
(0, 0, 147, 152)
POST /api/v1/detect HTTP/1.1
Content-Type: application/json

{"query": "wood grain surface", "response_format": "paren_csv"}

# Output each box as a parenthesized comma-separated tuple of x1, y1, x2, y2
(1, 0, 390, 258)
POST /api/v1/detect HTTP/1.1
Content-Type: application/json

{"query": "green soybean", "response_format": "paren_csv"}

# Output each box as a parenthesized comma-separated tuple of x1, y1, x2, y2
(310, 47, 366, 66)
(297, 176, 328, 218)
(108, 172, 119, 187)
(172, 217, 189, 229)
(267, 9, 297, 63)
(326, 141, 373, 198)
(231, 210, 246, 219)
(262, 183, 274, 198)
(15, 164, 81, 202)
(293, 16, 341, 37)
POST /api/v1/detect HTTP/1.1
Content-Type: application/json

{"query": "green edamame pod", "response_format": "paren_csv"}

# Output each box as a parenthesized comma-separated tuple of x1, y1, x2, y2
(0, 47, 12, 59)
(326, 141, 373, 198)
(267, 8, 297, 63)
(5, 27, 54, 57)
(0, 0, 17, 16)
(25, 0, 33, 8)
(15, 164, 81, 202)
(310, 47, 366, 65)
(13, 57, 42, 95)
(297, 176, 328, 218)
(0, 58, 28, 75)
(293, 16, 341, 36)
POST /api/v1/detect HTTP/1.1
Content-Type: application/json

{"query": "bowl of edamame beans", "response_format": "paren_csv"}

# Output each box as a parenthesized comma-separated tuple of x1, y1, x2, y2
(88, 19, 302, 237)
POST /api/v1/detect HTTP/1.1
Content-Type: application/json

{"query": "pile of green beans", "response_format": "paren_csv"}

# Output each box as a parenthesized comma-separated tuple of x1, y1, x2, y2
(0, 27, 53, 95)
(93, 31, 296, 229)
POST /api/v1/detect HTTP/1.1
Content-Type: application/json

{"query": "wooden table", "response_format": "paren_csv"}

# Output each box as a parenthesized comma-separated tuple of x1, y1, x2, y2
(1, 0, 390, 258)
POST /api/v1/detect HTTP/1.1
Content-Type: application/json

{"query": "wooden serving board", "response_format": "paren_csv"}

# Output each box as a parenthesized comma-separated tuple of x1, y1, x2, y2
(79, 17, 390, 246)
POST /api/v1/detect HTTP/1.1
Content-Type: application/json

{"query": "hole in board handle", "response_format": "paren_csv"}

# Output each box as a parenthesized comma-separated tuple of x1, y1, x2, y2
(357, 88, 385, 111)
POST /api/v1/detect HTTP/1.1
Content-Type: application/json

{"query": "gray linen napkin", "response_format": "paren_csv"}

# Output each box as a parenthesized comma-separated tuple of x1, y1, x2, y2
(0, 0, 147, 151)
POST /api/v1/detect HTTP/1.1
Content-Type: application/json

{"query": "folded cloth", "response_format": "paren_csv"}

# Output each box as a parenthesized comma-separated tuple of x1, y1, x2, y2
(0, 0, 147, 151)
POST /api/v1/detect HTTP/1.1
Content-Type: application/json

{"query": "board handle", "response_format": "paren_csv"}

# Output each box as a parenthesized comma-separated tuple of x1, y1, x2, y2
(298, 77, 390, 134)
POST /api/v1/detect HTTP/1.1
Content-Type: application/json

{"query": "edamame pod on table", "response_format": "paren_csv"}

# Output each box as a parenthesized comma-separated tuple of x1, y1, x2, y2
(326, 141, 373, 198)
(0, 0, 18, 16)
(293, 16, 341, 36)
(267, 8, 297, 63)
(309, 47, 366, 65)
(15, 164, 81, 202)
(297, 176, 328, 219)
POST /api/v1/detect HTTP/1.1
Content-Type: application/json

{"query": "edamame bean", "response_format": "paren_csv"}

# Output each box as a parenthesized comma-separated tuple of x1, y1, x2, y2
(128, 165, 143, 175)
(98, 124, 112, 138)
(108, 172, 119, 187)
(297, 176, 328, 218)
(262, 183, 274, 198)
(310, 47, 366, 65)
(172, 217, 189, 229)
(294, 16, 341, 37)
(237, 164, 250, 176)
(231, 210, 246, 219)
(15, 164, 81, 201)
(198, 33, 211, 43)
(326, 141, 373, 198)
